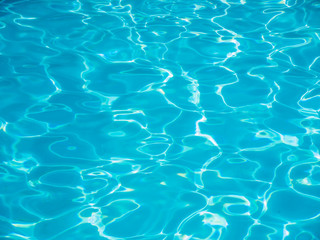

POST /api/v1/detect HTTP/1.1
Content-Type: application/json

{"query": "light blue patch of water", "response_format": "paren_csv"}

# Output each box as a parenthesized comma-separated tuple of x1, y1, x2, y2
(0, 0, 320, 239)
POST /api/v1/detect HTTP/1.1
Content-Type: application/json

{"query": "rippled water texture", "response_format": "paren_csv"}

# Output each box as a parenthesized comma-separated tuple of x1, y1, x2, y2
(0, 0, 320, 239)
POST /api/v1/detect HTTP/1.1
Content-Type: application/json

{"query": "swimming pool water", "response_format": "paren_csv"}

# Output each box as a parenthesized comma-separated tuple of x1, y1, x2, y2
(0, 0, 320, 239)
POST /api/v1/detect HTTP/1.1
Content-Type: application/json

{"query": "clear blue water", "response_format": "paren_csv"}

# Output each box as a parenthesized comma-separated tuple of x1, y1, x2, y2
(0, 0, 320, 239)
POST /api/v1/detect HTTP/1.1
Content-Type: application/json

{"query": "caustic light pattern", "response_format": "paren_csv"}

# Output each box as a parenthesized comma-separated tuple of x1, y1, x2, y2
(0, 0, 320, 239)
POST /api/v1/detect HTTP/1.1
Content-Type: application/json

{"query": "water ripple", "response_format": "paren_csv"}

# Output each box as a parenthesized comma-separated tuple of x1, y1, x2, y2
(0, 0, 320, 239)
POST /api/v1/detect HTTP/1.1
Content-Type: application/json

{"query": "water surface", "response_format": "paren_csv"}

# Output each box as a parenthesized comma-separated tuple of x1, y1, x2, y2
(0, 0, 320, 239)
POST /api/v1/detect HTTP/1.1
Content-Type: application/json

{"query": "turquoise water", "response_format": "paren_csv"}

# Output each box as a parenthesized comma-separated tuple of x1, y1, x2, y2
(0, 0, 320, 239)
